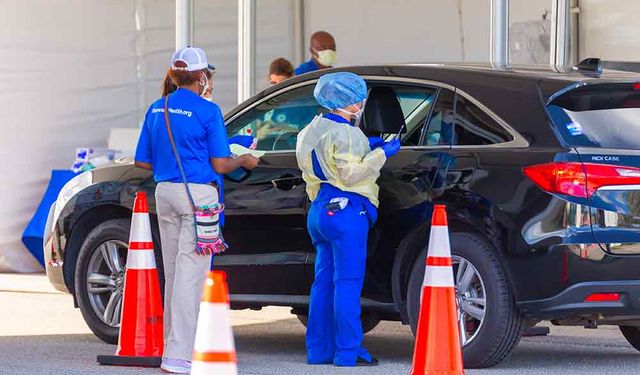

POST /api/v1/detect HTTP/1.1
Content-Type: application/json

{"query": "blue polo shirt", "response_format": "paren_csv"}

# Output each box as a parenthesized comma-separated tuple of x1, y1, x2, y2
(295, 59, 321, 75)
(135, 88, 230, 184)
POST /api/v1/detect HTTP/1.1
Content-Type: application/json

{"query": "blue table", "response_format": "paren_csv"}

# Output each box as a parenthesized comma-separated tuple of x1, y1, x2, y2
(22, 170, 78, 267)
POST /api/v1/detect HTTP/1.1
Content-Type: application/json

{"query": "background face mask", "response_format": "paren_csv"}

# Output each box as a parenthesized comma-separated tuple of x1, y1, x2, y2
(315, 49, 336, 67)
(200, 73, 210, 96)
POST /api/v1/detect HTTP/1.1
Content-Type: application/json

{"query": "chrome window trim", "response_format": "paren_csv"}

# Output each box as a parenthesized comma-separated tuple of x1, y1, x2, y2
(225, 75, 529, 154)
(597, 185, 640, 192)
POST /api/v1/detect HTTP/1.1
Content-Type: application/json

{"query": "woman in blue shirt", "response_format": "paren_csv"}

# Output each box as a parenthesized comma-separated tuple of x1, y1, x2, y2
(134, 47, 259, 374)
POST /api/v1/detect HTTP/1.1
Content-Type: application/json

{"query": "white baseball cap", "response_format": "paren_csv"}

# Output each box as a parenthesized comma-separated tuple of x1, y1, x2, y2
(171, 47, 209, 71)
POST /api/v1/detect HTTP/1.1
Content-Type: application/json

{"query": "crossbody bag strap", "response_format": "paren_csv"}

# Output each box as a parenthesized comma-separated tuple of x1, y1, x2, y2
(164, 95, 197, 212)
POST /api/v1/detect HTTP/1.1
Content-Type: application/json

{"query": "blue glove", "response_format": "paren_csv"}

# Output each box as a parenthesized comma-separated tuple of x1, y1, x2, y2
(368, 136, 385, 150)
(228, 135, 254, 148)
(381, 139, 401, 158)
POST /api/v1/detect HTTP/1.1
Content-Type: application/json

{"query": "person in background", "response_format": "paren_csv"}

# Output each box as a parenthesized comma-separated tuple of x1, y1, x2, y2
(268, 57, 294, 85)
(134, 47, 259, 374)
(295, 31, 336, 75)
(295, 72, 400, 367)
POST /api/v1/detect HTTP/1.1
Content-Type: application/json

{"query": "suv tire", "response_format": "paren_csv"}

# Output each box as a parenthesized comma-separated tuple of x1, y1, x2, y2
(406, 232, 523, 368)
(75, 218, 164, 344)
(619, 325, 640, 351)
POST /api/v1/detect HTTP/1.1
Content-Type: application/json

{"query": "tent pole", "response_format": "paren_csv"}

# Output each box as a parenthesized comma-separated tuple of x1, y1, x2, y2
(238, 0, 256, 103)
(490, 0, 509, 70)
(175, 0, 194, 50)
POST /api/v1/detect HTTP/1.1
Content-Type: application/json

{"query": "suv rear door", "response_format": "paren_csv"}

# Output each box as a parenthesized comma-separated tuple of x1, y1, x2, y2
(547, 82, 640, 254)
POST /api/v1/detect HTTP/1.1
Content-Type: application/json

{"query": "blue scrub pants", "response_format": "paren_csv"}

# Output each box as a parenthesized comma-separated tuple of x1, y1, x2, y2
(306, 197, 375, 366)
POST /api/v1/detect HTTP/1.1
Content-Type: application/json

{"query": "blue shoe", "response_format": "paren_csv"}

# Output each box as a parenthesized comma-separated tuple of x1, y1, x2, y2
(160, 358, 191, 374)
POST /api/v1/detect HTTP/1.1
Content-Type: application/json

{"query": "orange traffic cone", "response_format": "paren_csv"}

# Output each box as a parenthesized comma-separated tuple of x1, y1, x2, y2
(410, 205, 464, 375)
(191, 271, 238, 375)
(97, 191, 164, 367)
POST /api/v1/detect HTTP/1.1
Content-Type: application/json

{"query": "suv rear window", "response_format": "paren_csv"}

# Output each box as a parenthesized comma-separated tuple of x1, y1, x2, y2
(548, 83, 640, 149)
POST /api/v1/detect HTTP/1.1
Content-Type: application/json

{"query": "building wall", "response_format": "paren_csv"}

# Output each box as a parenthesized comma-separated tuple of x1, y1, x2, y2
(580, 0, 640, 62)
(301, 0, 555, 66)
(302, 0, 484, 65)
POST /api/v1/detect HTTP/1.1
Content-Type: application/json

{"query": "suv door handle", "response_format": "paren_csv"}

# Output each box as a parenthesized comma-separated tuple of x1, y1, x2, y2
(272, 176, 304, 191)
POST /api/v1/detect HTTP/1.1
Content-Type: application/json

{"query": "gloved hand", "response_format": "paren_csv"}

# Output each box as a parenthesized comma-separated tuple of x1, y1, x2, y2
(367, 136, 385, 150)
(228, 135, 254, 148)
(381, 139, 401, 158)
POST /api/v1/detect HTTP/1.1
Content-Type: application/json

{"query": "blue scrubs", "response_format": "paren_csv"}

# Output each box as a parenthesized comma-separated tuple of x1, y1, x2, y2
(295, 58, 321, 75)
(306, 113, 377, 366)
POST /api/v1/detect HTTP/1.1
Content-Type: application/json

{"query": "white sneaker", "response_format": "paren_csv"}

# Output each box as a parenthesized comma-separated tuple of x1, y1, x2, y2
(160, 358, 191, 374)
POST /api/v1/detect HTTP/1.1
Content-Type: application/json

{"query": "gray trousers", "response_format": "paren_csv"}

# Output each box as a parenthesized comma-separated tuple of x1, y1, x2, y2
(156, 182, 217, 361)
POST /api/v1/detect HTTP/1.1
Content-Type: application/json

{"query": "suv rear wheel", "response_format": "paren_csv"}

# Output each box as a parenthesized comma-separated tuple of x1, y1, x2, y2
(406, 232, 523, 368)
(74, 218, 164, 344)
(619, 325, 640, 351)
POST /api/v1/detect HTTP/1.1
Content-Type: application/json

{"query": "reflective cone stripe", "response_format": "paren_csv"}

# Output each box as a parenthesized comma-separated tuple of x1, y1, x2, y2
(411, 205, 464, 375)
(126, 193, 156, 270)
(115, 191, 164, 359)
(130, 212, 153, 244)
(192, 271, 237, 375)
(423, 223, 455, 288)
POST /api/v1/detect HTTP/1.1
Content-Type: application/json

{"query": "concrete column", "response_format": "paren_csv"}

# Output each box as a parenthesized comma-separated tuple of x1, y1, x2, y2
(175, 0, 194, 50)
(490, 0, 509, 70)
(238, 0, 256, 103)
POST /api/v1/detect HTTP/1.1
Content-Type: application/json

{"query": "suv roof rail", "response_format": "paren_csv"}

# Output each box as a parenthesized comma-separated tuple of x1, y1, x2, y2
(573, 58, 602, 74)
(601, 60, 640, 73)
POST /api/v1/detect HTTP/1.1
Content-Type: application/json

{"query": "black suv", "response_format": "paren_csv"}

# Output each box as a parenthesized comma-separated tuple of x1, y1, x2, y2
(45, 63, 640, 368)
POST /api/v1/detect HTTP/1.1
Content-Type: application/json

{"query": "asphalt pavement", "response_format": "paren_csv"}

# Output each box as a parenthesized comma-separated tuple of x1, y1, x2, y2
(1, 273, 640, 374)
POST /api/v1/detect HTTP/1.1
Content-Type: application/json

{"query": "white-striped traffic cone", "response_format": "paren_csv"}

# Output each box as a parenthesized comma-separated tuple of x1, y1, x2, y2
(410, 204, 464, 375)
(97, 191, 164, 367)
(191, 271, 238, 375)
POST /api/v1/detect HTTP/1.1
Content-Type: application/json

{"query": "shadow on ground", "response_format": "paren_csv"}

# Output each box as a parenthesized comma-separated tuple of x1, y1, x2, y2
(3, 318, 640, 374)
(234, 317, 414, 362)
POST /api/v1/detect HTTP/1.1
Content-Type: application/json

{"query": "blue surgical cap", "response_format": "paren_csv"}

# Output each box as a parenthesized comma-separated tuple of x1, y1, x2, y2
(313, 72, 367, 110)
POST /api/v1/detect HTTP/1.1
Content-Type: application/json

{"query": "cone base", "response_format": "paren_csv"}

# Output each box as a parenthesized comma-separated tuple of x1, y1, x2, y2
(97, 354, 162, 367)
(410, 370, 464, 375)
(411, 286, 465, 375)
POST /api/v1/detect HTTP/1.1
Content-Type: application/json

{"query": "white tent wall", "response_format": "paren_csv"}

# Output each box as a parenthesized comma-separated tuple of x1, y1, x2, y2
(195, 0, 238, 111)
(1, 0, 639, 273)
(0, 0, 242, 272)
(0, 1, 146, 272)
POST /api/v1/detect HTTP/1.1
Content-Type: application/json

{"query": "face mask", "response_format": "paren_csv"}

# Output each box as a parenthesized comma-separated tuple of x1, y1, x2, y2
(199, 73, 210, 97)
(314, 49, 336, 67)
(202, 97, 213, 103)
(337, 102, 364, 125)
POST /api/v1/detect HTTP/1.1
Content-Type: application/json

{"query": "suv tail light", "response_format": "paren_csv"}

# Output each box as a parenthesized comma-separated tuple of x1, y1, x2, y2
(523, 162, 640, 198)
(585, 293, 621, 302)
